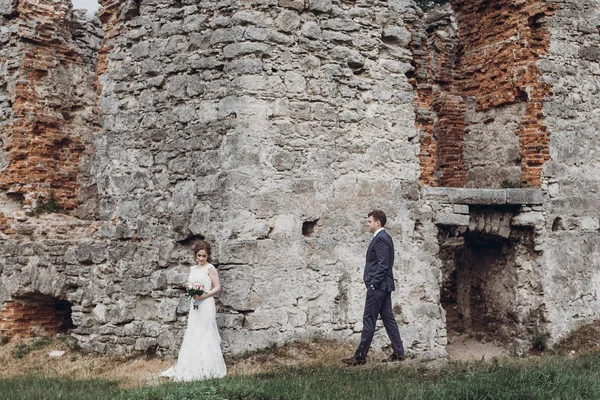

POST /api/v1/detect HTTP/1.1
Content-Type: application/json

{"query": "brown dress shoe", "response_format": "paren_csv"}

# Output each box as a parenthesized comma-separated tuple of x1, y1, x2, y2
(342, 356, 366, 366)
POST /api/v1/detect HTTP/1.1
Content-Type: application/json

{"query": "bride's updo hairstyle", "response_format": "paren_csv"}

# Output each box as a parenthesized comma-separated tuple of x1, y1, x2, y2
(194, 240, 212, 263)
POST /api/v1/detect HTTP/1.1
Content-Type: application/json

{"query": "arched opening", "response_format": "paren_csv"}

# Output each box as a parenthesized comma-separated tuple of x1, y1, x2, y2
(0, 294, 75, 338)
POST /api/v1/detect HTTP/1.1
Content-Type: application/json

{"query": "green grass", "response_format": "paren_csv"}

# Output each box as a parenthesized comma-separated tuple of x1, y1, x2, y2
(3, 353, 600, 400)
(0, 376, 122, 400)
(11, 337, 54, 359)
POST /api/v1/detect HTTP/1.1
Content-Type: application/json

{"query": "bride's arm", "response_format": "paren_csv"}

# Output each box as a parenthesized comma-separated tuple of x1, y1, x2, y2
(198, 266, 221, 300)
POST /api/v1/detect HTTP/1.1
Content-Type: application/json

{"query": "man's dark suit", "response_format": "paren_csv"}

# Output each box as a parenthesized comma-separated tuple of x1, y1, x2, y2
(355, 229, 404, 361)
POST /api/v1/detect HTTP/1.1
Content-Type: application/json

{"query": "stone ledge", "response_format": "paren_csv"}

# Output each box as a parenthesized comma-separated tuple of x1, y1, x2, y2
(422, 187, 543, 205)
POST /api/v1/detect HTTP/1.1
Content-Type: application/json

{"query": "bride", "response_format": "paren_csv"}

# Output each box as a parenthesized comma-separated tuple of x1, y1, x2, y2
(161, 241, 227, 381)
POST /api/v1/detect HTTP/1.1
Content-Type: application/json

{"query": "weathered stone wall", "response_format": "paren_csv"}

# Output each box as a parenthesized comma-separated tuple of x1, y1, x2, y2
(540, 0, 600, 344)
(1, 0, 445, 357)
(1, 0, 600, 360)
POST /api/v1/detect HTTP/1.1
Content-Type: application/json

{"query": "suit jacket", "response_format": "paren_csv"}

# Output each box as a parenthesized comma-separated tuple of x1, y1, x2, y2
(363, 229, 395, 292)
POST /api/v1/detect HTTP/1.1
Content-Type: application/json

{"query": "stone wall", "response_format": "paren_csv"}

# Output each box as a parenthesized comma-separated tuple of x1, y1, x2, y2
(1, 0, 446, 358)
(1, 0, 600, 360)
(90, 0, 445, 356)
(540, 0, 600, 344)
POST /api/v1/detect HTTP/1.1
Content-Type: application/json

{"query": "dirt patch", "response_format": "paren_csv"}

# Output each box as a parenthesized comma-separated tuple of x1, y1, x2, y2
(553, 320, 600, 355)
(446, 333, 508, 361)
(0, 336, 360, 387)
(0, 337, 172, 388)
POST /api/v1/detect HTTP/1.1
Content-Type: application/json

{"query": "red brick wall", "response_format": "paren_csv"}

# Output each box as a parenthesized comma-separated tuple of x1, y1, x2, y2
(406, 16, 439, 187)
(0, 300, 73, 338)
(411, 0, 556, 188)
(453, 0, 556, 188)
(407, 8, 467, 187)
(0, 0, 89, 210)
(434, 93, 467, 187)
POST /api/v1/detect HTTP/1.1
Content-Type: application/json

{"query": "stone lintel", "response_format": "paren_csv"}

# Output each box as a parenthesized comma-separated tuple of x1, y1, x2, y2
(434, 213, 470, 226)
(506, 189, 544, 205)
(423, 187, 543, 205)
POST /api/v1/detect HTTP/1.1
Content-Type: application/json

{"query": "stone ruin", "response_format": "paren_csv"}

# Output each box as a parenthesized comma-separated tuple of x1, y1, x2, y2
(0, 0, 599, 358)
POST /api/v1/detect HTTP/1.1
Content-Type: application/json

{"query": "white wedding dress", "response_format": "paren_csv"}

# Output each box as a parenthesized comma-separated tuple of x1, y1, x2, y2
(160, 264, 227, 381)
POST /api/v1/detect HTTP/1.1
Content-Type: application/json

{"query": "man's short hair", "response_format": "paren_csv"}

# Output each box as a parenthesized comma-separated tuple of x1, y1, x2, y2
(368, 210, 387, 227)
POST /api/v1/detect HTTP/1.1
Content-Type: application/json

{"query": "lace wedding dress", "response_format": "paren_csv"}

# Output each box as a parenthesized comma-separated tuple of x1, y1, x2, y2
(161, 264, 227, 381)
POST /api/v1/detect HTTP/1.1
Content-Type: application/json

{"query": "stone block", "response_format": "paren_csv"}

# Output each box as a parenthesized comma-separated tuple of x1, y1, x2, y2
(244, 308, 287, 330)
(142, 321, 163, 337)
(279, 0, 304, 11)
(183, 14, 208, 32)
(506, 189, 543, 205)
(453, 204, 469, 215)
(301, 21, 322, 39)
(329, 46, 365, 68)
(434, 212, 470, 226)
(321, 18, 360, 32)
(217, 313, 245, 330)
(511, 212, 545, 228)
(157, 330, 176, 349)
(323, 30, 352, 43)
(219, 240, 259, 265)
(456, 189, 507, 205)
(283, 71, 306, 93)
(92, 304, 108, 323)
(382, 26, 412, 47)
(579, 46, 600, 62)
(189, 204, 211, 236)
(107, 303, 135, 325)
(135, 297, 158, 320)
(210, 27, 245, 45)
(232, 11, 267, 26)
(275, 10, 301, 32)
(423, 187, 506, 205)
(380, 59, 413, 74)
(157, 298, 179, 322)
(224, 58, 263, 76)
(165, 75, 188, 98)
(307, 0, 332, 13)
(218, 96, 268, 118)
(134, 337, 157, 352)
(223, 42, 272, 59)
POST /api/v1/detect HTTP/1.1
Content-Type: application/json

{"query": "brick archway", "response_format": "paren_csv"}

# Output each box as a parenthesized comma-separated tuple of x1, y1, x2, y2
(0, 294, 74, 338)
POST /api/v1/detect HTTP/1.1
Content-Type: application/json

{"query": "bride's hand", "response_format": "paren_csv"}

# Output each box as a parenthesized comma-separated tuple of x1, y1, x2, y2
(194, 293, 210, 301)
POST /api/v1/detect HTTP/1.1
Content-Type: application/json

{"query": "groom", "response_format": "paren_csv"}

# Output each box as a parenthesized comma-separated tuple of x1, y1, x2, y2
(342, 210, 405, 366)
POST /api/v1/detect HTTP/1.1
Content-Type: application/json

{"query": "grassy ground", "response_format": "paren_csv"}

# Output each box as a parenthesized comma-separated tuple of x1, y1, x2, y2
(3, 353, 600, 400)
(2, 330, 600, 400)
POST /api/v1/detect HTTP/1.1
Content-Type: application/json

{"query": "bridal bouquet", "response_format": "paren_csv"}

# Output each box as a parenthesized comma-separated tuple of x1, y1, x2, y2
(185, 282, 205, 309)
(185, 282, 205, 297)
